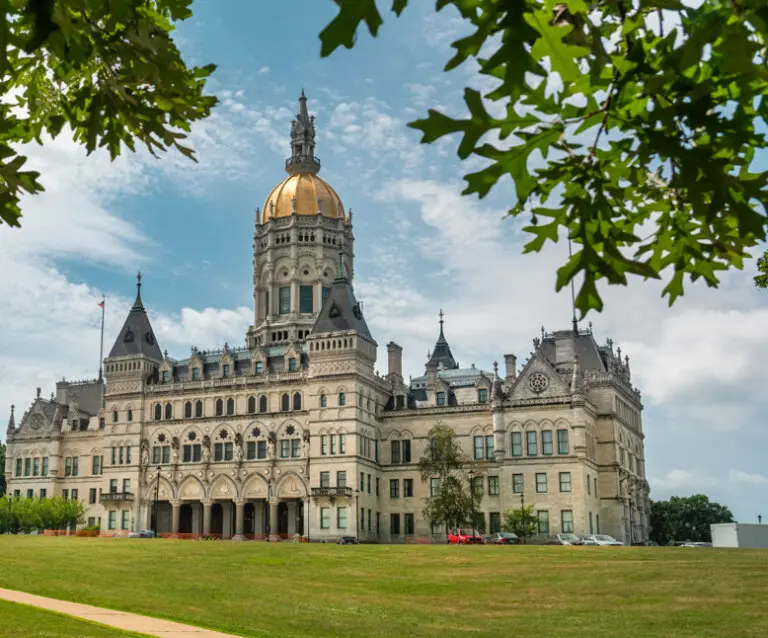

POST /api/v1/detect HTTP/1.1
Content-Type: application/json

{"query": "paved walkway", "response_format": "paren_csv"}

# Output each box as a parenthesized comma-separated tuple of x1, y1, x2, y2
(0, 587, 243, 638)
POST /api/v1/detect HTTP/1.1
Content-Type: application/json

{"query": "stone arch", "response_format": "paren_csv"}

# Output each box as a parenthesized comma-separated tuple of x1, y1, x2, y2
(242, 472, 269, 499)
(554, 418, 571, 429)
(152, 429, 172, 446)
(209, 474, 238, 500)
(180, 425, 202, 444)
(539, 418, 556, 430)
(275, 472, 308, 499)
(145, 474, 175, 501)
(213, 424, 234, 441)
(178, 475, 205, 500)
(245, 421, 268, 439)
(399, 429, 414, 440)
(277, 418, 302, 438)
(522, 419, 538, 430)
(387, 430, 401, 441)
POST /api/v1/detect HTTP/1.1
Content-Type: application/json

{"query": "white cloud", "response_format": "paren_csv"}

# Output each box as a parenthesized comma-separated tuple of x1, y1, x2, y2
(257, 66, 270, 75)
(652, 469, 718, 492)
(728, 470, 768, 486)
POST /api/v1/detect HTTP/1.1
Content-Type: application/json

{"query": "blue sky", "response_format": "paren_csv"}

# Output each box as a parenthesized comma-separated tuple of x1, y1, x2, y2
(2, 1, 767, 521)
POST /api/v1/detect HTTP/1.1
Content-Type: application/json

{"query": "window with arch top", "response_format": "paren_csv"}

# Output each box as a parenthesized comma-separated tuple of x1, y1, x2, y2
(215, 398, 223, 417)
(164, 403, 172, 420)
(281, 393, 290, 412)
(248, 396, 256, 414)
(195, 400, 203, 418)
(338, 391, 346, 406)
(292, 392, 302, 410)
(226, 398, 235, 416)
(184, 401, 192, 419)
(259, 395, 268, 413)
(154, 404, 162, 421)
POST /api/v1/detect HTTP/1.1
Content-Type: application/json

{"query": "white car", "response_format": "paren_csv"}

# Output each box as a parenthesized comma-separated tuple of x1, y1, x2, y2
(582, 534, 624, 546)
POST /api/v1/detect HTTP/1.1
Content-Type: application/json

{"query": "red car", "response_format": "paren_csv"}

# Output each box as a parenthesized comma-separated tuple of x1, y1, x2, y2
(448, 528, 485, 544)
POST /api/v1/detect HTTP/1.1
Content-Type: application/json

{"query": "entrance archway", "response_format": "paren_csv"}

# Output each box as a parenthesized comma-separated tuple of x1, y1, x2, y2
(278, 502, 288, 535)
(180, 504, 193, 533)
(244, 503, 255, 534)
(211, 503, 223, 535)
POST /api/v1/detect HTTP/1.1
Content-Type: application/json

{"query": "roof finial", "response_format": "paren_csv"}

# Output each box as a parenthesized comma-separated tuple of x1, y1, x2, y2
(568, 238, 578, 334)
(132, 271, 144, 310)
(335, 250, 348, 282)
(438, 308, 445, 339)
(7, 404, 15, 434)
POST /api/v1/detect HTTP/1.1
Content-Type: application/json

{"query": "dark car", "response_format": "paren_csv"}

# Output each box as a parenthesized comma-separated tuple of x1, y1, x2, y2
(337, 536, 359, 545)
(487, 532, 521, 545)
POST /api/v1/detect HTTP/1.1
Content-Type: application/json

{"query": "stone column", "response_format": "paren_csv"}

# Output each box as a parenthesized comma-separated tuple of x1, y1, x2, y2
(232, 498, 245, 541)
(202, 499, 212, 536)
(269, 498, 279, 542)
(171, 500, 181, 537)
(304, 498, 310, 542)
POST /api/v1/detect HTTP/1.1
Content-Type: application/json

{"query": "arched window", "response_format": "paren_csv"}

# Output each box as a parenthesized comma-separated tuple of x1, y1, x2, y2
(338, 392, 346, 406)
(248, 396, 256, 414)
(154, 404, 162, 421)
(112, 410, 118, 423)
(259, 395, 268, 413)
(320, 393, 327, 408)
(195, 400, 203, 418)
(226, 398, 235, 416)
(184, 402, 192, 419)
(164, 403, 172, 420)
(127, 409, 133, 422)
(215, 399, 223, 417)
(281, 393, 290, 412)
(292, 392, 302, 411)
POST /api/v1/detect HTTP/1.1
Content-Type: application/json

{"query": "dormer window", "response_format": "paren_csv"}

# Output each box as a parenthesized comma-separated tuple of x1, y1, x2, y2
(288, 358, 297, 372)
(223, 364, 231, 378)
(162, 370, 169, 383)
(255, 361, 263, 375)
(478, 389, 488, 404)
(192, 367, 200, 380)
(396, 395, 405, 409)
(436, 391, 446, 406)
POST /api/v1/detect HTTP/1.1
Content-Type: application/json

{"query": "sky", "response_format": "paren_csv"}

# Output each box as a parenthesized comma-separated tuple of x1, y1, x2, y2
(1, 1, 767, 521)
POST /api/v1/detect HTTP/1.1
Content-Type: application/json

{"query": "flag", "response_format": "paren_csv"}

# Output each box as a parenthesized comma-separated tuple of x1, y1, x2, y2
(98, 300, 105, 309)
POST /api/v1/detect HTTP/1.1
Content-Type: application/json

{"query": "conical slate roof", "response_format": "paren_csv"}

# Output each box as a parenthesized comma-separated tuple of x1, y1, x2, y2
(427, 310, 458, 370)
(108, 273, 163, 360)
(310, 255, 373, 340)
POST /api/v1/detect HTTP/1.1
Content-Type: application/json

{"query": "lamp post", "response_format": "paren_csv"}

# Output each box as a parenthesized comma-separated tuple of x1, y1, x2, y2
(355, 488, 360, 540)
(759, 514, 763, 525)
(153, 466, 161, 537)
(520, 489, 526, 545)
(7, 494, 12, 535)
(468, 468, 476, 542)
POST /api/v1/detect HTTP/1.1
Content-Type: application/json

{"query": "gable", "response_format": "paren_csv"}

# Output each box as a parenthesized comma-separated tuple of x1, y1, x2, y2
(507, 352, 570, 402)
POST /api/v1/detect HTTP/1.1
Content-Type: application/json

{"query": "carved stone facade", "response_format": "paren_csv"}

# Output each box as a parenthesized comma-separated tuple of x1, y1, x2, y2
(4, 92, 650, 544)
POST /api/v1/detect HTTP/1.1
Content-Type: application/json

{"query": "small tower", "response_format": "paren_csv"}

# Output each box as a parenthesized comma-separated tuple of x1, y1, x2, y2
(6, 404, 15, 440)
(104, 273, 164, 398)
(425, 309, 458, 374)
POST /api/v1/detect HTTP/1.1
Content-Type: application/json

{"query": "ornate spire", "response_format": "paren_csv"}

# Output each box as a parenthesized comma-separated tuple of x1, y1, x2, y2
(334, 250, 349, 283)
(426, 309, 458, 372)
(7, 404, 15, 436)
(286, 90, 320, 175)
(133, 271, 144, 310)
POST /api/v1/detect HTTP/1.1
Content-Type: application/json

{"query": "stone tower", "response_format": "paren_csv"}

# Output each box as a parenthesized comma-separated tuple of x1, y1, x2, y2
(247, 91, 355, 350)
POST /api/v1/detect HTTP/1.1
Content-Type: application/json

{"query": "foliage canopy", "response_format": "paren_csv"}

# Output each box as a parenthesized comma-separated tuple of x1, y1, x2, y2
(0, 0, 216, 228)
(503, 504, 538, 540)
(321, 0, 768, 315)
(649, 494, 734, 545)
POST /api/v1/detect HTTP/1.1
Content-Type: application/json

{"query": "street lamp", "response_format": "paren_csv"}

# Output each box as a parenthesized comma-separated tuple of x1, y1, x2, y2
(759, 514, 763, 525)
(355, 488, 360, 540)
(468, 468, 476, 542)
(153, 466, 161, 537)
(7, 494, 12, 535)
(520, 489, 526, 545)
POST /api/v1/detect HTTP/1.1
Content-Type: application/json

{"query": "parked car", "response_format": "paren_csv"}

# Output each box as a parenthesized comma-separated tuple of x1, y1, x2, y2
(582, 534, 624, 546)
(487, 532, 521, 545)
(546, 534, 583, 545)
(336, 536, 359, 545)
(448, 528, 485, 544)
(127, 530, 156, 538)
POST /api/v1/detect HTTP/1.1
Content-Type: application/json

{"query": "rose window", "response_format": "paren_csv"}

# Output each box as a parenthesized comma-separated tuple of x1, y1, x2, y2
(528, 372, 549, 394)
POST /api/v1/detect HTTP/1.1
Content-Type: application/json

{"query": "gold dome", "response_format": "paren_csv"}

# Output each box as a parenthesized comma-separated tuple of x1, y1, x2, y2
(262, 172, 345, 224)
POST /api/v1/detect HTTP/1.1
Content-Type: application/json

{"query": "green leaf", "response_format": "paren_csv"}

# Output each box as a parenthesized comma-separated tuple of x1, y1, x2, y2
(524, 8, 589, 83)
(319, 0, 383, 58)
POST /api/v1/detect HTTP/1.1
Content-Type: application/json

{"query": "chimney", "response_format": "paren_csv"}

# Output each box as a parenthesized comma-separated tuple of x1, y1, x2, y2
(387, 342, 403, 378)
(503, 354, 517, 383)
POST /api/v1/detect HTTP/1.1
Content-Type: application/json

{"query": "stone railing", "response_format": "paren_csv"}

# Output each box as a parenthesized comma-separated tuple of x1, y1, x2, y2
(311, 486, 353, 499)
(99, 491, 134, 503)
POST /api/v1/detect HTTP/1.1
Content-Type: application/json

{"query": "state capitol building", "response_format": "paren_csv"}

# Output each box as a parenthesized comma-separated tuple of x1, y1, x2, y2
(5, 92, 650, 544)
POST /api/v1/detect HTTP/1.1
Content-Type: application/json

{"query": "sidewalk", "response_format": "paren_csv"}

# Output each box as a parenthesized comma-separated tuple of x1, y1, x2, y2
(0, 587, 243, 638)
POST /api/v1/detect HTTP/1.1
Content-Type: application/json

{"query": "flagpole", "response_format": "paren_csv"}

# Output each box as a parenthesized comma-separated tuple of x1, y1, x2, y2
(98, 295, 105, 382)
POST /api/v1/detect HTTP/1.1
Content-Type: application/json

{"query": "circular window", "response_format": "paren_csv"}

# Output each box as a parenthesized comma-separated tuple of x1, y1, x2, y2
(303, 269, 309, 276)
(252, 427, 261, 438)
(528, 372, 549, 394)
(286, 425, 296, 436)
(219, 429, 228, 440)
(187, 431, 197, 441)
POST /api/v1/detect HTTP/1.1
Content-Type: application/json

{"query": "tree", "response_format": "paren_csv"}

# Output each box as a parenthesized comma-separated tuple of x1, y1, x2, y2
(503, 505, 538, 541)
(0, 0, 217, 228)
(649, 494, 734, 545)
(756, 249, 768, 288)
(320, 1, 768, 316)
(0, 442, 6, 497)
(418, 424, 481, 537)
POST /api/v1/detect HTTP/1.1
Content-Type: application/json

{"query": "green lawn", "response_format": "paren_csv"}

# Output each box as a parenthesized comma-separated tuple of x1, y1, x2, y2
(0, 599, 146, 638)
(0, 537, 766, 638)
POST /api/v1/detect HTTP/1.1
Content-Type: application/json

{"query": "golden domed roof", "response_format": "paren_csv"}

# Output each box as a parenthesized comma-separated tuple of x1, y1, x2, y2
(262, 173, 345, 224)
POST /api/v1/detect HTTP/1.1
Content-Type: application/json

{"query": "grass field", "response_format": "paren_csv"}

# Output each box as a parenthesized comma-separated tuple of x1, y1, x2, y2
(0, 599, 144, 638)
(0, 537, 766, 638)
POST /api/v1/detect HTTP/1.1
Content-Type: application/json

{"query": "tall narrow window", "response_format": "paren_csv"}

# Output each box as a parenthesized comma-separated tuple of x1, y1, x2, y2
(478, 388, 488, 403)
(320, 393, 327, 408)
(41, 457, 49, 476)
(195, 400, 203, 417)
(559, 472, 572, 493)
(321, 435, 328, 456)
(248, 396, 256, 414)
(112, 410, 118, 423)
(436, 391, 445, 406)
(561, 510, 574, 534)
(192, 367, 200, 380)
(215, 399, 223, 416)
(264, 290, 270, 315)
(542, 430, 554, 455)
(127, 409, 133, 422)
(184, 402, 192, 418)
(391, 440, 401, 464)
(402, 439, 411, 463)
(338, 392, 346, 406)
(154, 404, 162, 421)
(255, 361, 263, 375)
(511, 432, 523, 457)
(288, 357, 297, 372)
(164, 403, 172, 420)
(473, 436, 484, 460)
(536, 472, 547, 493)
(339, 434, 346, 454)
(485, 435, 494, 459)
(557, 429, 570, 454)
(259, 395, 268, 413)
(537, 511, 550, 534)
(223, 364, 231, 377)
(299, 285, 313, 313)
(526, 430, 538, 456)
(278, 286, 290, 314)
(512, 473, 524, 493)
(281, 393, 290, 412)
(226, 398, 235, 415)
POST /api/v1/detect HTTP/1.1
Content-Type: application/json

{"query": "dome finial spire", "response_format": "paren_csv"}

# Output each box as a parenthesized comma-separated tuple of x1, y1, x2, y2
(286, 89, 320, 175)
